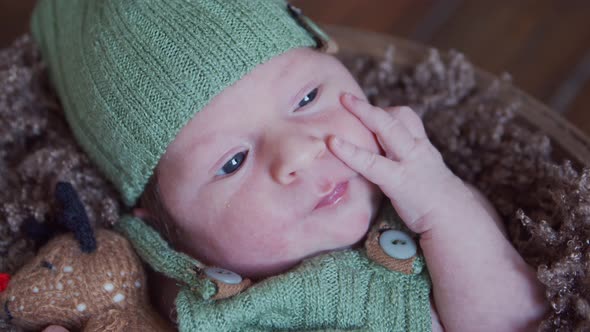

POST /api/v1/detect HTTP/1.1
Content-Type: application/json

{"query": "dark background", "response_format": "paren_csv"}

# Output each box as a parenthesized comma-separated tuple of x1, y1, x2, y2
(2, 1, 589, 135)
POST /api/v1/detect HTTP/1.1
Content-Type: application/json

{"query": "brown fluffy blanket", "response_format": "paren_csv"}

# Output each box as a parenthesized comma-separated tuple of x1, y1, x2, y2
(1, 35, 589, 331)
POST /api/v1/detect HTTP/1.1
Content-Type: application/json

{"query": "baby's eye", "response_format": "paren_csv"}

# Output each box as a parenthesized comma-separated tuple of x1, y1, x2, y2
(216, 151, 248, 176)
(296, 87, 319, 110)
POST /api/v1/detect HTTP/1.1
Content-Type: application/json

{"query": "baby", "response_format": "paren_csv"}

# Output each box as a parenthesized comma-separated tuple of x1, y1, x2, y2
(29, 0, 547, 331)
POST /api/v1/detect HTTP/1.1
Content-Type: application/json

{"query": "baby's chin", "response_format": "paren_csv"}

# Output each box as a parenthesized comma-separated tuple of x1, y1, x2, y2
(306, 179, 385, 250)
(303, 183, 385, 261)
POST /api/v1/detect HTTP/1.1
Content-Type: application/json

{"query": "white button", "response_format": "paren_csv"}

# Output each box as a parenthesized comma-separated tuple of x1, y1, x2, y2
(204, 267, 242, 285)
(379, 230, 417, 260)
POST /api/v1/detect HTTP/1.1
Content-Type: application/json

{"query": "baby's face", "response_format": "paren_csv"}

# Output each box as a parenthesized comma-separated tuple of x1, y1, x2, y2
(156, 48, 383, 278)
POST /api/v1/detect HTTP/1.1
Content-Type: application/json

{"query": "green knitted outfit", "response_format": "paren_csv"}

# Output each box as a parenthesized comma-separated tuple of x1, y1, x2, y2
(117, 200, 432, 331)
(30, 0, 432, 330)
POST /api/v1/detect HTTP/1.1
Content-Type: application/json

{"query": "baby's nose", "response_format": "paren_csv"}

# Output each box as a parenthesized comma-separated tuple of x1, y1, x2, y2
(271, 135, 326, 185)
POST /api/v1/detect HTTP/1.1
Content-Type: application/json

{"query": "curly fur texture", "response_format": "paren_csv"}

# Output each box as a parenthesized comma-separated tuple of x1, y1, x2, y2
(1, 36, 588, 331)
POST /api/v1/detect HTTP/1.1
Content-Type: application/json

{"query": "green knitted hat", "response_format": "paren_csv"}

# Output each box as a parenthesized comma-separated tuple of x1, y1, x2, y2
(30, 0, 324, 207)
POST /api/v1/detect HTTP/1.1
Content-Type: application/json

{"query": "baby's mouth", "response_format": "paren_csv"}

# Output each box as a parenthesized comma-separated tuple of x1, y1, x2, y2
(314, 181, 349, 210)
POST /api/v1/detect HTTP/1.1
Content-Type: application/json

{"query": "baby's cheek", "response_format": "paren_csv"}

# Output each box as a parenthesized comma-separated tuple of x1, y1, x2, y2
(210, 227, 300, 277)
(331, 187, 382, 247)
(311, 209, 371, 250)
(213, 215, 291, 259)
(339, 210, 372, 243)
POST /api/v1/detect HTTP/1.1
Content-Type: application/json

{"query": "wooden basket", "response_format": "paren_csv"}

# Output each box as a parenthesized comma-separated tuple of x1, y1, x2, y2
(326, 25, 590, 167)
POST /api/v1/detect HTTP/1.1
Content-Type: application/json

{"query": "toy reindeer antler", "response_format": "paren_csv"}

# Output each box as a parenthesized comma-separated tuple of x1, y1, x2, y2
(54, 181, 96, 253)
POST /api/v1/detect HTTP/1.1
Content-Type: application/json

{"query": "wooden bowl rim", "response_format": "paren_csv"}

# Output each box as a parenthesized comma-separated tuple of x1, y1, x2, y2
(325, 25, 590, 166)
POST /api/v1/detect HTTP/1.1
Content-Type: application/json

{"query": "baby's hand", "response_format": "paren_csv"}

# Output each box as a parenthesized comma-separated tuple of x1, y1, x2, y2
(329, 93, 471, 234)
(329, 93, 548, 331)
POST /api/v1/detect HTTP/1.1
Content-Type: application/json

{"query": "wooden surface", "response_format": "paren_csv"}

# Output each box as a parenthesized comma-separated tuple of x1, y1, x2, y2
(294, 0, 590, 136)
(1, 0, 589, 136)
(328, 26, 590, 166)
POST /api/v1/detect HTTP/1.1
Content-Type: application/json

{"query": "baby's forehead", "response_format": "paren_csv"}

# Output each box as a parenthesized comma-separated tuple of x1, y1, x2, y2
(274, 48, 320, 76)
(167, 48, 335, 151)
(196, 49, 325, 109)
(237, 48, 324, 87)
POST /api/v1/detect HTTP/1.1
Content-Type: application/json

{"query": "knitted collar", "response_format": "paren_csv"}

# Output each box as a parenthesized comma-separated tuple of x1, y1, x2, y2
(116, 202, 432, 331)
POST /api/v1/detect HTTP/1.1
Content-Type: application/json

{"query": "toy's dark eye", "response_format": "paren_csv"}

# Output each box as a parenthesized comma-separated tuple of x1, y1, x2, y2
(40, 260, 54, 270)
(296, 87, 319, 110)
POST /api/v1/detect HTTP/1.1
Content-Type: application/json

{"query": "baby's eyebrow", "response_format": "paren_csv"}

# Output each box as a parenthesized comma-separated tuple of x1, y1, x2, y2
(183, 132, 237, 176)
(277, 56, 299, 80)
(272, 53, 313, 93)
(186, 132, 217, 156)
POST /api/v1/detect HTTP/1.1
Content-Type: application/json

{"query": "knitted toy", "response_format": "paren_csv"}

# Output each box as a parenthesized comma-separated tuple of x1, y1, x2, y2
(0, 182, 172, 332)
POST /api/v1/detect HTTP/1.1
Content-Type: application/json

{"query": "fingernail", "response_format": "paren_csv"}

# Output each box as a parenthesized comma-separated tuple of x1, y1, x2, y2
(332, 136, 342, 147)
(331, 136, 352, 154)
(344, 93, 357, 103)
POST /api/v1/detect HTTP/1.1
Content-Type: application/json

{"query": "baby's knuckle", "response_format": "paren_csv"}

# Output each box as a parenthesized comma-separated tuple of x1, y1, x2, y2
(396, 106, 415, 117)
(397, 106, 426, 133)
(350, 143, 362, 156)
(394, 164, 408, 187)
(415, 139, 440, 157)
(402, 106, 421, 120)
(427, 144, 444, 161)
(414, 137, 430, 147)
(379, 116, 400, 135)
(369, 103, 383, 113)
(361, 152, 378, 172)
(407, 139, 428, 157)
(384, 106, 401, 117)
(386, 105, 409, 115)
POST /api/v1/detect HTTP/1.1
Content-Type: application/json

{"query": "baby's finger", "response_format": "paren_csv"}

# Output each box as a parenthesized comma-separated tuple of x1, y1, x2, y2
(341, 94, 416, 161)
(384, 106, 426, 139)
(329, 135, 402, 189)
